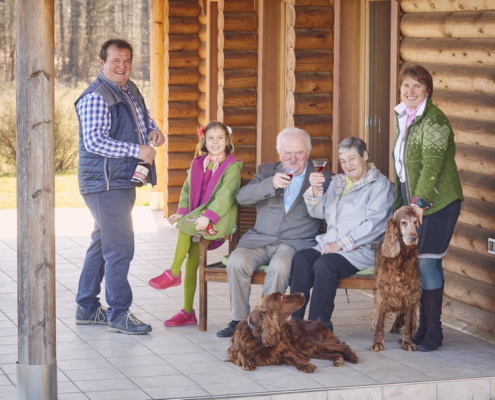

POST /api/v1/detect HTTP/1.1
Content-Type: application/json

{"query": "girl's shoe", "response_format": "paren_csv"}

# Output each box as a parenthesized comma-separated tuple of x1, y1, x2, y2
(149, 270, 181, 290)
(164, 309, 197, 327)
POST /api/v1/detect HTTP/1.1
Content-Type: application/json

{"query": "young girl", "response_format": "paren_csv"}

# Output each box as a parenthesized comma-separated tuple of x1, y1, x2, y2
(149, 121, 242, 326)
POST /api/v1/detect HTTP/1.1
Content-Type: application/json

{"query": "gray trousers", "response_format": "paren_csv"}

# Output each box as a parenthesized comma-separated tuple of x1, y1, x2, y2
(226, 242, 296, 321)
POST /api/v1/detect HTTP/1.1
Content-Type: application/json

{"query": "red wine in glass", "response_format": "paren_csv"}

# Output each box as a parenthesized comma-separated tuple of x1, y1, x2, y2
(314, 166, 324, 173)
(282, 168, 296, 195)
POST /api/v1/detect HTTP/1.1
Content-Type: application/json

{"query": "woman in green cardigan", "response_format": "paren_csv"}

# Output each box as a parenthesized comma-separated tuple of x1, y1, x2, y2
(392, 64, 463, 352)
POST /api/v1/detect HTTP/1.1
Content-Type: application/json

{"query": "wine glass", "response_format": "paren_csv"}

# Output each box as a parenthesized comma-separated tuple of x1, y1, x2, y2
(312, 160, 327, 173)
(282, 168, 296, 196)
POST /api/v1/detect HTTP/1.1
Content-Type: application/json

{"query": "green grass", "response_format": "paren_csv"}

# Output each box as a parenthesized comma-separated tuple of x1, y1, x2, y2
(0, 172, 151, 209)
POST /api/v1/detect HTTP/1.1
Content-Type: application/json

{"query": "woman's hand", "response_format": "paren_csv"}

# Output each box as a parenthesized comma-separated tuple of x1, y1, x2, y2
(167, 213, 183, 225)
(309, 172, 325, 196)
(320, 242, 342, 255)
(195, 215, 210, 231)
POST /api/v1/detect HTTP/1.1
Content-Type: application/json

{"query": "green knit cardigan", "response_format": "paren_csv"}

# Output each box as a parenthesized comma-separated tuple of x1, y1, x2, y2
(392, 97, 463, 216)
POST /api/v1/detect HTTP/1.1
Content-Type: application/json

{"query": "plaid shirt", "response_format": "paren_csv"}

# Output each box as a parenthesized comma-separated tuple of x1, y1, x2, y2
(76, 86, 159, 159)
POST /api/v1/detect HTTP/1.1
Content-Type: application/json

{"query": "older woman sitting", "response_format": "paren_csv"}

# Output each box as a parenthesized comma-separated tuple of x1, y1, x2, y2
(289, 137, 394, 331)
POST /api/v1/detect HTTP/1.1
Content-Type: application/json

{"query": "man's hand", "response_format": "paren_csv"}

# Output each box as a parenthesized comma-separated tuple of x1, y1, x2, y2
(138, 145, 156, 164)
(321, 242, 342, 255)
(148, 129, 165, 147)
(273, 172, 292, 190)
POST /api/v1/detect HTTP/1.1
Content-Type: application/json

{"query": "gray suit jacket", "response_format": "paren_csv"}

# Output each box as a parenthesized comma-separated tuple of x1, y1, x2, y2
(236, 161, 333, 253)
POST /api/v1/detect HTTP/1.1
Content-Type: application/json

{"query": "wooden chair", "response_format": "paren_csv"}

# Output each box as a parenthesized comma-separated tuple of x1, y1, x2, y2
(197, 205, 374, 332)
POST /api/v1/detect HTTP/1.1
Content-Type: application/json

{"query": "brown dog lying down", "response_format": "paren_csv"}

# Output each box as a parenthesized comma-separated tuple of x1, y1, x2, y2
(226, 292, 359, 372)
(370, 206, 421, 352)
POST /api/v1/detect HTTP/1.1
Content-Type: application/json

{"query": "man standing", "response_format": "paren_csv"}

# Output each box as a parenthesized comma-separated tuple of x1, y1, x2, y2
(217, 128, 333, 337)
(74, 39, 165, 335)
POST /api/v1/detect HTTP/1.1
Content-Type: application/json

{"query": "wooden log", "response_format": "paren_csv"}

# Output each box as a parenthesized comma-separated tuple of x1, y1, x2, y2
(294, 114, 333, 136)
(224, 50, 258, 69)
(295, 49, 334, 71)
(168, 101, 199, 119)
(401, 11, 495, 39)
(168, 34, 201, 51)
(442, 295, 495, 335)
(224, 12, 258, 31)
(458, 197, 495, 231)
(198, 42, 207, 58)
(198, 76, 206, 93)
(455, 143, 495, 176)
(295, 71, 333, 94)
(434, 90, 495, 121)
(198, 93, 206, 110)
(169, 152, 196, 170)
(444, 270, 495, 315)
(234, 145, 256, 164)
(166, 202, 180, 215)
(224, 31, 258, 50)
(223, 0, 256, 13)
(198, 25, 207, 42)
(296, 0, 334, 6)
(241, 164, 256, 180)
(458, 170, 495, 203)
(223, 107, 257, 127)
(451, 117, 495, 149)
(168, 117, 199, 133)
(168, 51, 201, 69)
(231, 127, 257, 146)
(168, 68, 200, 85)
(168, 0, 200, 17)
(308, 136, 332, 159)
(400, 0, 495, 13)
(223, 88, 257, 107)
(198, 110, 207, 127)
(402, 62, 495, 94)
(167, 170, 188, 187)
(294, 93, 333, 115)
(450, 221, 495, 257)
(168, 85, 199, 102)
(168, 135, 198, 152)
(223, 69, 257, 88)
(400, 38, 495, 66)
(294, 28, 333, 50)
(169, 17, 200, 34)
(444, 246, 495, 286)
(168, 186, 183, 203)
(295, 7, 334, 28)
(198, 59, 206, 76)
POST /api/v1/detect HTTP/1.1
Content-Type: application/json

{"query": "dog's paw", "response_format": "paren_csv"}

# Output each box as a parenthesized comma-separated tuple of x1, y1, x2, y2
(333, 356, 345, 366)
(401, 342, 417, 352)
(348, 353, 359, 364)
(241, 363, 257, 371)
(370, 342, 385, 352)
(297, 363, 317, 373)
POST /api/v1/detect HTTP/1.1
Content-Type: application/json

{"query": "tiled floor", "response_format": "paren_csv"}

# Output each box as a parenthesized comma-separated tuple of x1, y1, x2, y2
(1, 207, 495, 400)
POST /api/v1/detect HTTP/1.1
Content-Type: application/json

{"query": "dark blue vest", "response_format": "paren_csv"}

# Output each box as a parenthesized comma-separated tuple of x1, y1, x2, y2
(75, 72, 157, 195)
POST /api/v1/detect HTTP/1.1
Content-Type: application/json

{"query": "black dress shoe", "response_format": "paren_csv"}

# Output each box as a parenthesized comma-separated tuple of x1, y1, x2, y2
(216, 320, 239, 337)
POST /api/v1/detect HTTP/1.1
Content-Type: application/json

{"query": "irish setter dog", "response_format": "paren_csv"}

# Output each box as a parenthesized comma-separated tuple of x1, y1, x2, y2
(371, 206, 421, 352)
(227, 292, 359, 372)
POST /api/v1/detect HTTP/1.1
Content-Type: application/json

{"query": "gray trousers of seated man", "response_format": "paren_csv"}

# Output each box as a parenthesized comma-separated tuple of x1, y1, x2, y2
(226, 242, 296, 321)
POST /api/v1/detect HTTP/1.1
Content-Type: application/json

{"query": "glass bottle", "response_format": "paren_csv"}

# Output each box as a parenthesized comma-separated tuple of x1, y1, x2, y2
(130, 142, 154, 187)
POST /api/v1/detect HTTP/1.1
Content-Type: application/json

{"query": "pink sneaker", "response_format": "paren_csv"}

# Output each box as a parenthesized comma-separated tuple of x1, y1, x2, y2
(149, 270, 181, 290)
(164, 309, 197, 327)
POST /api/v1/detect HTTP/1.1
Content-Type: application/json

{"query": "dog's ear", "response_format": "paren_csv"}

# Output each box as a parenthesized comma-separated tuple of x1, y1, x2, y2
(255, 302, 280, 347)
(381, 217, 401, 258)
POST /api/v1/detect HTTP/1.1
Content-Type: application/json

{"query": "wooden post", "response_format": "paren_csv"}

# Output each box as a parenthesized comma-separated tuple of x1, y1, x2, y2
(150, 0, 166, 211)
(15, 1, 57, 399)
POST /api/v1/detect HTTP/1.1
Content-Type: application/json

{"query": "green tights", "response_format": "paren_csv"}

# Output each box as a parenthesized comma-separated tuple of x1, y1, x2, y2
(169, 232, 208, 313)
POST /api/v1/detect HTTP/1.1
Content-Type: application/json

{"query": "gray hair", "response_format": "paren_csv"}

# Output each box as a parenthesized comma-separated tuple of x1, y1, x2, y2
(276, 127, 312, 155)
(337, 137, 368, 157)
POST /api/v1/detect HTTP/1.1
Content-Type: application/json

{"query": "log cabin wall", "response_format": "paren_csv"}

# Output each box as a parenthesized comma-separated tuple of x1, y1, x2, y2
(218, 0, 258, 180)
(292, 0, 335, 165)
(165, 0, 202, 212)
(399, 0, 495, 341)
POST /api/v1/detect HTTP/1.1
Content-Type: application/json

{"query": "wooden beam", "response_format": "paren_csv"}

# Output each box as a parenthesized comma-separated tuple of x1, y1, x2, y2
(15, 0, 57, 398)
(206, 0, 219, 123)
(257, 0, 285, 165)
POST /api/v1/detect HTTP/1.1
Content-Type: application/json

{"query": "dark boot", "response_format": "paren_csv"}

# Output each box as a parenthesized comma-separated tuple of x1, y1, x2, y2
(417, 287, 444, 352)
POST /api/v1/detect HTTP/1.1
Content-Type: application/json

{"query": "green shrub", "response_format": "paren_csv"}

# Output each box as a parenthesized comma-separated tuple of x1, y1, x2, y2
(0, 82, 80, 174)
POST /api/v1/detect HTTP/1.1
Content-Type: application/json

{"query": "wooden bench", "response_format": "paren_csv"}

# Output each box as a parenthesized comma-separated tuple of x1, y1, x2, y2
(198, 205, 374, 331)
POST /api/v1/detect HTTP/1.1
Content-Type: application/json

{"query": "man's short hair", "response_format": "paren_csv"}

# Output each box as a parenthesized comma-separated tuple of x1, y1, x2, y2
(99, 39, 134, 62)
(276, 128, 312, 155)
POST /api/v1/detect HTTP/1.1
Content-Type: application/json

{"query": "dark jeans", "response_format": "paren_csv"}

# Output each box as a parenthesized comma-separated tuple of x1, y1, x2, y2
(289, 248, 358, 326)
(76, 188, 136, 321)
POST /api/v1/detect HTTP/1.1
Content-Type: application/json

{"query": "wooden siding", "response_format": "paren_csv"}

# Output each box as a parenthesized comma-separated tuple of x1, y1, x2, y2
(399, 0, 495, 340)
(292, 0, 334, 165)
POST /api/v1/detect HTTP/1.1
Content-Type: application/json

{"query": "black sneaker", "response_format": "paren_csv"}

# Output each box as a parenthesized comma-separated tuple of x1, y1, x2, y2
(75, 306, 108, 325)
(107, 310, 152, 335)
(216, 320, 239, 337)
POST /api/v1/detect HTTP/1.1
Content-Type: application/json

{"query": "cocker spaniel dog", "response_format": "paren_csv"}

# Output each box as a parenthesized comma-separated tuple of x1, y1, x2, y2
(227, 292, 359, 372)
(370, 206, 421, 352)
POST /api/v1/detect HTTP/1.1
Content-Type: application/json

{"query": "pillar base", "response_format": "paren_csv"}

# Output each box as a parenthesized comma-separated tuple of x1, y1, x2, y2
(16, 362, 57, 400)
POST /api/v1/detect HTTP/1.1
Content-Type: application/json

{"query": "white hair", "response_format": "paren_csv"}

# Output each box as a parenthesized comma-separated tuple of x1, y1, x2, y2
(276, 128, 312, 155)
